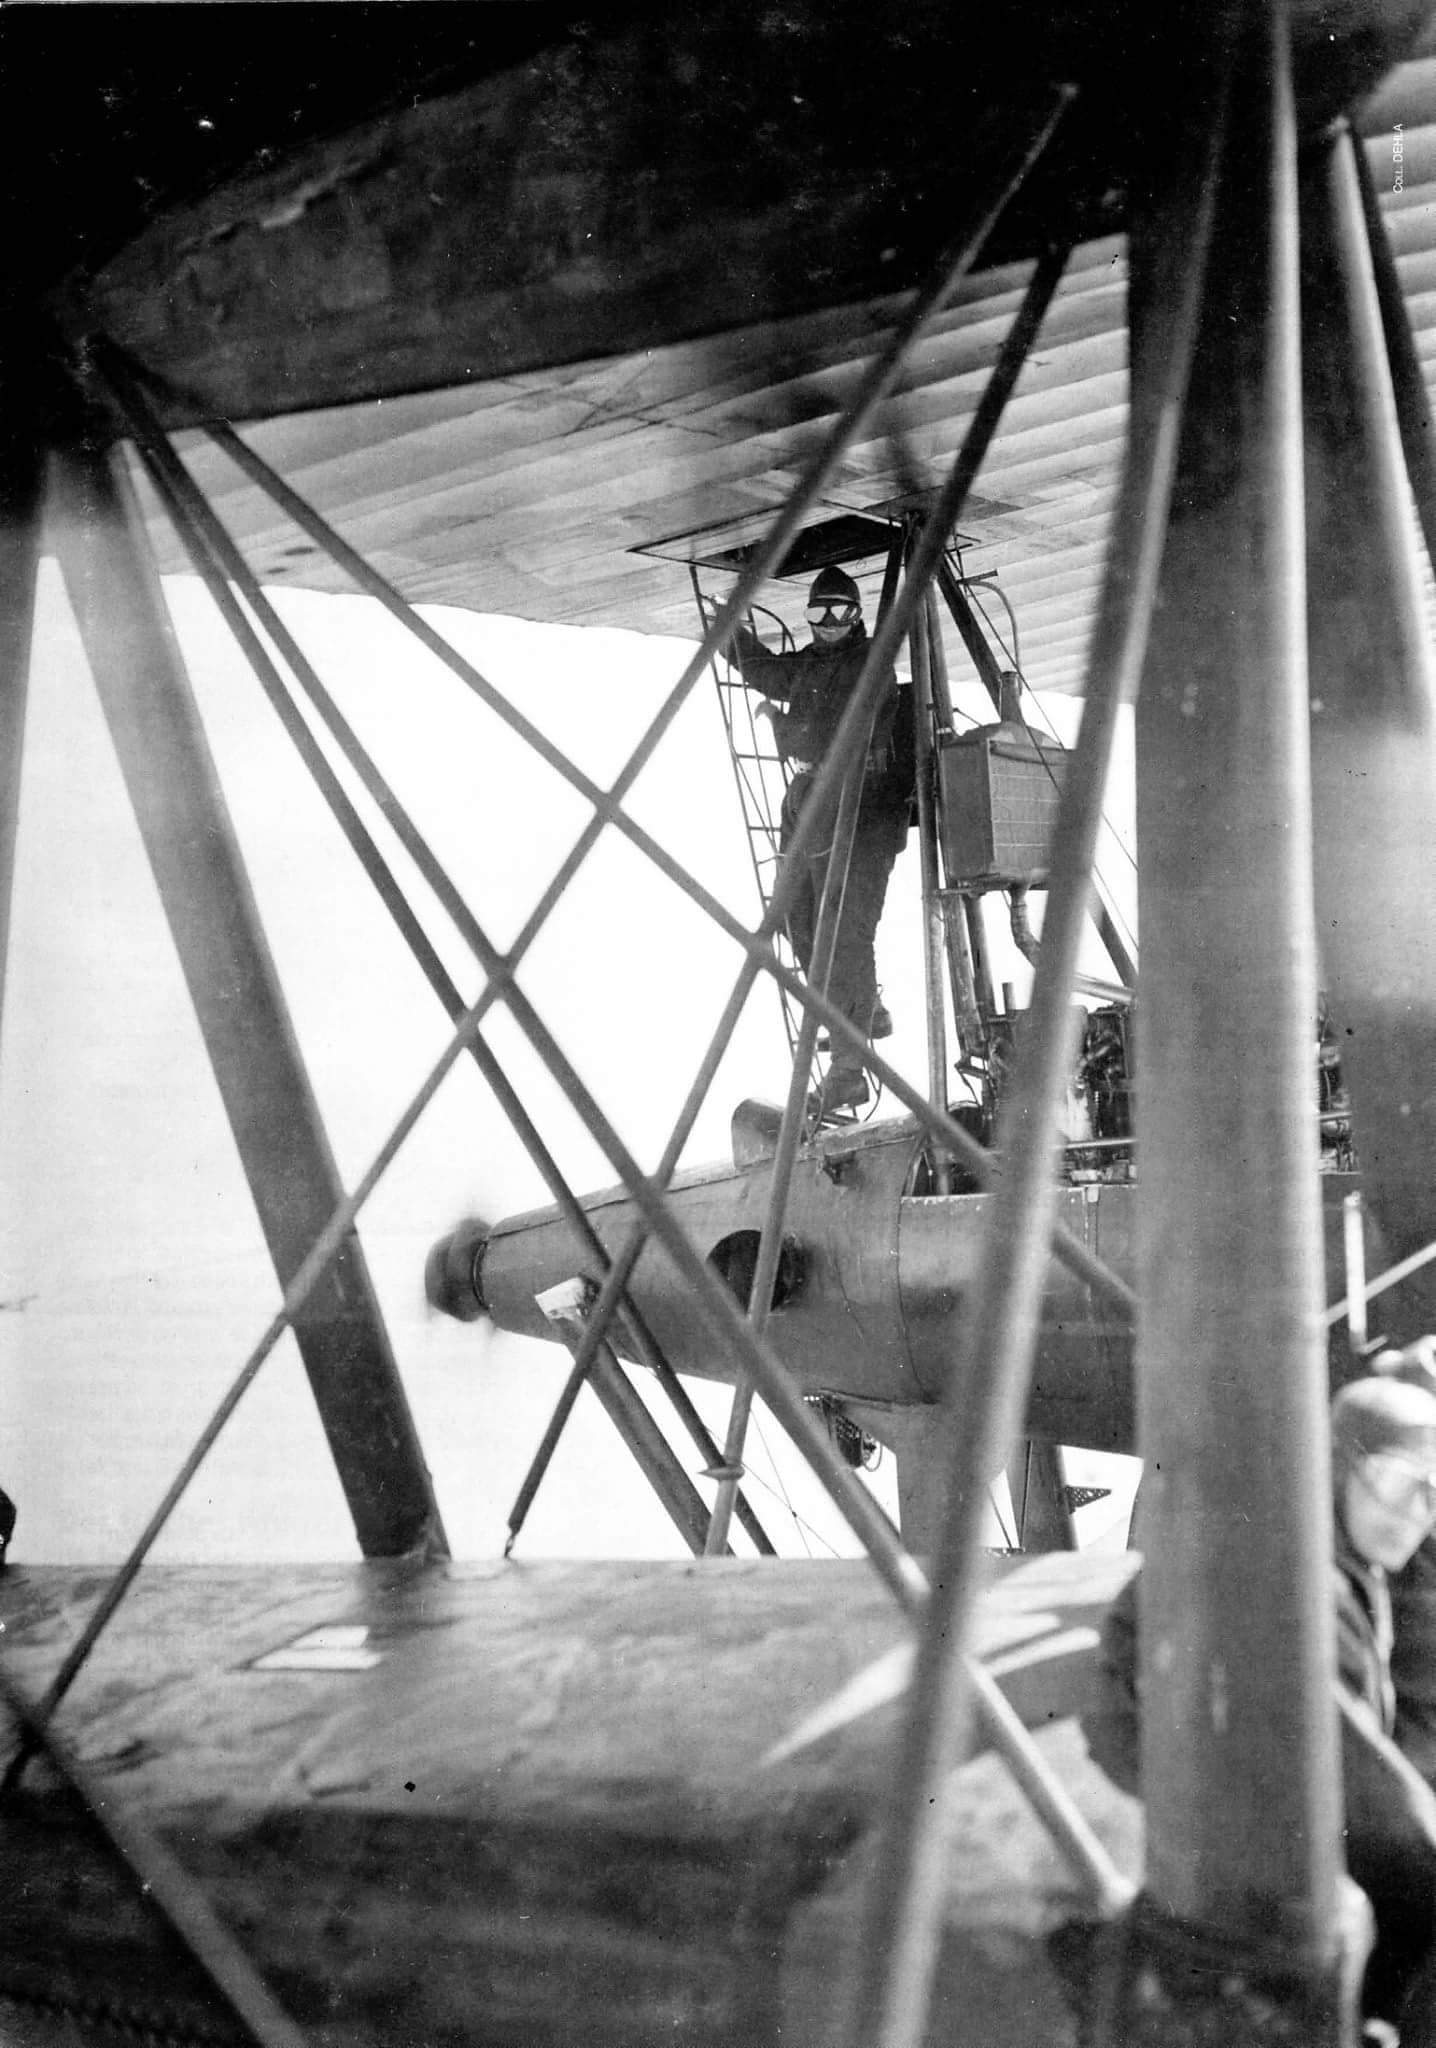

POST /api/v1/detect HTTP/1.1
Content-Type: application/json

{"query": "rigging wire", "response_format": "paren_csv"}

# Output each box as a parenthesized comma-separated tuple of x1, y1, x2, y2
(740, 1449, 844, 1561)
(747, 1406, 822, 1558)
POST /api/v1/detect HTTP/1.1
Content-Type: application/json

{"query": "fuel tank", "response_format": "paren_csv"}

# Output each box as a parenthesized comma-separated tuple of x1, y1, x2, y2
(427, 1109, 1370, 1458)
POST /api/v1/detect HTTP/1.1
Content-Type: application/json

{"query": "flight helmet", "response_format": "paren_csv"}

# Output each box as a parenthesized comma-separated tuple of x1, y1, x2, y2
(806, 565, 862, 640)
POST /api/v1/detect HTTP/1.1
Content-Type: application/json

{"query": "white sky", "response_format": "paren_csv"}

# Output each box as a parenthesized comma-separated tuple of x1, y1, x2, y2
(0, 564, 1137, 1565)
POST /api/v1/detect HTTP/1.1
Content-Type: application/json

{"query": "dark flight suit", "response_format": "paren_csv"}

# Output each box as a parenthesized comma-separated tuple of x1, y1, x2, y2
(1085, 1549, 1436, 2043)
(730, 624, 909, 1049)
(1392, 1538, 1436, 1785)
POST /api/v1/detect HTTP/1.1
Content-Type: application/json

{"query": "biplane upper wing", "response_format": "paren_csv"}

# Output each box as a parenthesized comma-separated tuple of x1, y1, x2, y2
(10, 4, 1430, 695)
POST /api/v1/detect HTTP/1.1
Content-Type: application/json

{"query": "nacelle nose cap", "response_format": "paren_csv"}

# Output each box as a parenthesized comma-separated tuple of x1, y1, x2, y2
(425, 1217, 491, 1323)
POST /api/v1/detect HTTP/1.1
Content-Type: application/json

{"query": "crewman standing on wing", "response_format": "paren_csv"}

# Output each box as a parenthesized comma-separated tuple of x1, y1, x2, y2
(727, 567, 909, 1117)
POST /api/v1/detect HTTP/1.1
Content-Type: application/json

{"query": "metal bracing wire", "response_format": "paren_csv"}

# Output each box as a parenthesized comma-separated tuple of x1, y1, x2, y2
(101, 349, 775, 1565)
(844, 39, 1230, 2045)
(0, 1671, 309, 2048)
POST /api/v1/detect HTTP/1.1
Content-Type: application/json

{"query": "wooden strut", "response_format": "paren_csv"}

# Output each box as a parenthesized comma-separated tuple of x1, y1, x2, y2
(908, 580, 954, 1182)
(921, 583, 987, 1051)
(844, 23, 1229, 2047)
(98, 347, 775, 1566)
(1130, 3, 1357, 2030)
(43, 429, 447, 1565)
(1303, 120, 1436, 1349)
(535, 1280, 724, 1558)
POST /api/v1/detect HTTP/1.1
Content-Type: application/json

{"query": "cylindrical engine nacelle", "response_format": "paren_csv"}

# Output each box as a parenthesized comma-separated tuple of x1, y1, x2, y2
(425, 1116, 1145, 1452)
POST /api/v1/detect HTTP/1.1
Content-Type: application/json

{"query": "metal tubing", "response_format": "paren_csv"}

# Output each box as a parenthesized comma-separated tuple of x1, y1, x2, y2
(1304, 126, 1436, 1346)
(962, 891, 997, 1022)
(940, 243, 1072, 574)
(1325, 1234, 1436, 1331)
(923, 551, 958, 737)
(1135, 4, 1342, 1967)
(106, 359, 773, 1561)
(910, 588, 953, 1171)
(0, 417, 42, 1045)
(44, 435, 446, 1563)
(1007, 1439, 1076, 1552)
(702, 744, 873, 1557)
(585, 1346, 720, 1558)
(1090, 899, 1138, 992)
(1343, 1193, 1368, 1358)
(937, 559, 1007, 711)
(845, 40, 1228, 2047)
(1351, 119, 1436, 576)
(924, 616, 984, 1051)
(507, 1346, 603, 1553)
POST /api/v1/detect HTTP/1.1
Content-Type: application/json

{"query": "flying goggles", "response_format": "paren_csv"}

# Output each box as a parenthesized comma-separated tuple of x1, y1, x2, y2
(806, 600, 861, 627)
(1356, 1450, 1436, 1515)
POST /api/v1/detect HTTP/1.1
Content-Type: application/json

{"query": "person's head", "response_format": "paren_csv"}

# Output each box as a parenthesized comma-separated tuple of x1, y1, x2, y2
(806, 566, 862, 647)
(1332, 1375, 1436, 1571)
(1372, 1336, 1436, 1398)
